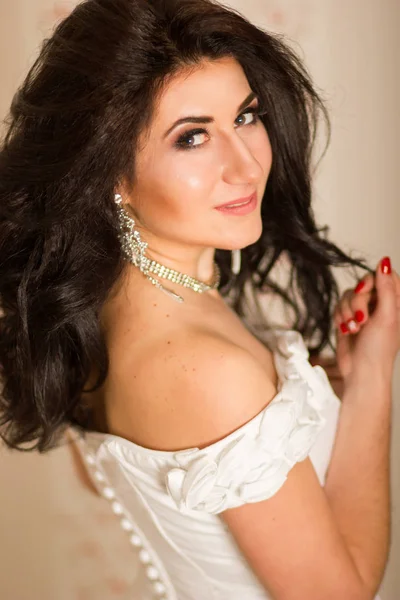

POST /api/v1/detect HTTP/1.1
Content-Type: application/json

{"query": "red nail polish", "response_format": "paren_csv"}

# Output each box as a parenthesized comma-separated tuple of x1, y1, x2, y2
(381, 256, 392, 275)
(354, 280, 365, 294)
(340, 322, 349, 334)
(355, 310, 364, 323)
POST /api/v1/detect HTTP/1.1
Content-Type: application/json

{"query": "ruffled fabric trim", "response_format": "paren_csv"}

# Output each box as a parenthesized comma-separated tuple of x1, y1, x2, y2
(164, 329, 335, 514)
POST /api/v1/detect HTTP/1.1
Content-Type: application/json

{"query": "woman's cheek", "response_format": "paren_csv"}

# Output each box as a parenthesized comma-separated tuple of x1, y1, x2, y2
(170, 154, 217, 191)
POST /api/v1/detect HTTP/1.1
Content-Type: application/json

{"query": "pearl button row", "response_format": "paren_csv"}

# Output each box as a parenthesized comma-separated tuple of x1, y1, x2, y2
(81, 444, 171, 598)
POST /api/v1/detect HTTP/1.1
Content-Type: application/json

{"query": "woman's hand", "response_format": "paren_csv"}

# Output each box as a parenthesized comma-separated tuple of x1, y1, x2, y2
(333, 256, 400, 389)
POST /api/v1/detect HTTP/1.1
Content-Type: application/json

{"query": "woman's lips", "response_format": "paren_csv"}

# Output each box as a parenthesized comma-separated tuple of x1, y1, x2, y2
(214, 192, 257, 215)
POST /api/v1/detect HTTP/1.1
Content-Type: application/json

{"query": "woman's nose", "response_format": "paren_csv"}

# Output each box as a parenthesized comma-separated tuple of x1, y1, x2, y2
(221, 137, 263, 185)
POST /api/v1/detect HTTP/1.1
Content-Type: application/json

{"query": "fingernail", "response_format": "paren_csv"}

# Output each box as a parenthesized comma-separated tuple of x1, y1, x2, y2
(354, 280, 366, 294)
(354, 310, 364, 323)
(340, 322, 349, 334)
(347, 319, 358, 332)
(381, 256, 392, 275)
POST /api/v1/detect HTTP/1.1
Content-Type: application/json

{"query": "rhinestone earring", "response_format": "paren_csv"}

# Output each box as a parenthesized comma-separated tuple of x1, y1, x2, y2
(113, 193, 220, 303)
(231, 249, 241, 275)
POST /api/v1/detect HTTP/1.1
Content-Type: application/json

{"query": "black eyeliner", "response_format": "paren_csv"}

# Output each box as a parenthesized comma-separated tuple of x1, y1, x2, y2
(173, 104, 264, 150)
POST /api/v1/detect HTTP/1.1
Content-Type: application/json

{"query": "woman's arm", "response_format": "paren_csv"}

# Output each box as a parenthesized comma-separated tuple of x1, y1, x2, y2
(218, 356, 388, 599)
(323, 378, 392, 595)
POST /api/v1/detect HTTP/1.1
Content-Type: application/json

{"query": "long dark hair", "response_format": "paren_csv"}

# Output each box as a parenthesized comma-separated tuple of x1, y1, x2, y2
(0, 0, 372, 452)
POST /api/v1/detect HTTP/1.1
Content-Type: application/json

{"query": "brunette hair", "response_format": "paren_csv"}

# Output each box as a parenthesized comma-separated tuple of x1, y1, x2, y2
(0, 0, 372, 451)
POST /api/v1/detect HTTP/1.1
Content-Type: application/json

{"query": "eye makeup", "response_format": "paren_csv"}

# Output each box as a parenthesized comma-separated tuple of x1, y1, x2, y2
(173, 103, 266, 151)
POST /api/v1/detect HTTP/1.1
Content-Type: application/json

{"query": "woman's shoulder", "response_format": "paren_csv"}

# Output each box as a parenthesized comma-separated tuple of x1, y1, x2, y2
(78, 327, 336, 516)
(107, 324, 280, 452)
(104, 324, 336, 453)
(73, 326, 338, 517)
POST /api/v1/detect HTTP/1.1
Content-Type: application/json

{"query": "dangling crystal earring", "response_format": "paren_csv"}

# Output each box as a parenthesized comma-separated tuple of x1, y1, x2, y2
(114, 193, 220, 303)
(231, 249, 241, 275)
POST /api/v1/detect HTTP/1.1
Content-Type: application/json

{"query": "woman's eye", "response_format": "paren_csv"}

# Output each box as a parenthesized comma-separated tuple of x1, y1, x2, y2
(235, 107, 261, 127)
(173, 106, 264, 151)
(174, 128, 208, 150)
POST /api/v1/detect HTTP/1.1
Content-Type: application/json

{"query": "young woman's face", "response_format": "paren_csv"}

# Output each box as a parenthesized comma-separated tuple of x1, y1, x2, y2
(128, 56, 272, 254)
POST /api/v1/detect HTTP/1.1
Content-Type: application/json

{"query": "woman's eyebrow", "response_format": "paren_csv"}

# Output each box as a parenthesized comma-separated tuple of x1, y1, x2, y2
(162, 91, 258, 139)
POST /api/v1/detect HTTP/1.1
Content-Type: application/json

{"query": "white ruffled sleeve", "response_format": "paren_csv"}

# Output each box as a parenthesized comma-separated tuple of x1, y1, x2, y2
(164, 330, 335, 515)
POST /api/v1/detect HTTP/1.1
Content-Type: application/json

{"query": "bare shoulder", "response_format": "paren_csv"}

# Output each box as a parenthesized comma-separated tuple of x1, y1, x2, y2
(108, 326, 279, 451)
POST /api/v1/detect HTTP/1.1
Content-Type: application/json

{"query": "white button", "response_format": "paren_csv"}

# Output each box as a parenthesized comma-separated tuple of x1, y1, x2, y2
(111, 501, 124, 515)
(129, 534, 142, 547)
(138, 549, 151, 564)
(94, 471, 105, 482)
(146, 566, 159, 580)
(153, 581, 167, 595)
(120, 518, 134, 532)
(102, 487, 116, 499)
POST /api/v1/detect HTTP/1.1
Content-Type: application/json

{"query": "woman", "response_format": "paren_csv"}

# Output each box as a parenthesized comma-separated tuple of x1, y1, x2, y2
(0, 0, 398, 598)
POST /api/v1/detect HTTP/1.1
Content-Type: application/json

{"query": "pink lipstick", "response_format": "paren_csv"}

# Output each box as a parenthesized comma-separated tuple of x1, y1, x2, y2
(215, 192, 257, 216)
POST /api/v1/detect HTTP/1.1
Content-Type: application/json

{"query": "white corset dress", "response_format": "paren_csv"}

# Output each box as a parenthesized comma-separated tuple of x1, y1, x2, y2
(69, 328, 383, 600)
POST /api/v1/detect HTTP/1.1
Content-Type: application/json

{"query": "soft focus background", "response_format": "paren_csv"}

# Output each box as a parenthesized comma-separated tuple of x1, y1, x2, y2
(0, 0, 399, 598)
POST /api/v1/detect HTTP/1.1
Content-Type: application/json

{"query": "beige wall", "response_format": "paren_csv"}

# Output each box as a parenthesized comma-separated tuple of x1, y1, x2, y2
(0, 0, 399, 598)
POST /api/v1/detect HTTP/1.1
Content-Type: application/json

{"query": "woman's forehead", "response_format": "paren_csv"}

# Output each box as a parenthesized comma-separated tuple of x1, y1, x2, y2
(151, 58, 250, 126)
